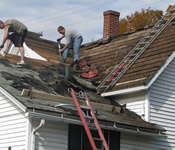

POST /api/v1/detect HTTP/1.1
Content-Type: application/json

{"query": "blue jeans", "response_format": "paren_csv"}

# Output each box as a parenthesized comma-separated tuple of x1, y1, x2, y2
(62, 36, 83, 62)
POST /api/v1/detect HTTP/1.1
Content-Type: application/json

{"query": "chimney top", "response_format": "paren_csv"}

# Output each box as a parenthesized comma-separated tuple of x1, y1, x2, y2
(103, 10, 120, 38)
(104, 10, 120, 16)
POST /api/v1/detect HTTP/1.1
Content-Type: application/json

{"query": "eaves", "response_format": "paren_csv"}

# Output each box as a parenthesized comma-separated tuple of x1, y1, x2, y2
(26, 111, 166, 137)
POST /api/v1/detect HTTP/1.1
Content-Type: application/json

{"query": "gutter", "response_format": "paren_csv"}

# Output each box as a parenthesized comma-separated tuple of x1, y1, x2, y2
(0, 87, 26, 112)
(32, 119, 45, 150)
(26, 111, 166, 137)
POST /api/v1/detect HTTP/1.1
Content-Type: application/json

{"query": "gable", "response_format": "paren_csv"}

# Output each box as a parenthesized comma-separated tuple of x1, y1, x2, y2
(0, 89, 27, 150)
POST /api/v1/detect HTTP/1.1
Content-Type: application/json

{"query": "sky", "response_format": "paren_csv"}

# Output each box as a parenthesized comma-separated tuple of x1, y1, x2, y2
(0, 0, 174, 44)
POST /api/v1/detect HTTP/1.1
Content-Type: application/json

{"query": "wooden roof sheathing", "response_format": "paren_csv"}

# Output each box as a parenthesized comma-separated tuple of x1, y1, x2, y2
(80, 23, 175, 92)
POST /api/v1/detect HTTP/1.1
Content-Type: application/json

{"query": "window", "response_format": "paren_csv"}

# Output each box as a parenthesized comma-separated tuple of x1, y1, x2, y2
(68, 124, 120, 150)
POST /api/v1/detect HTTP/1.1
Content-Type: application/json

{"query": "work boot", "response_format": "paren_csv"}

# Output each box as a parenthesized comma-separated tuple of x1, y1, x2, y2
(72, 60, 79, 71)
(60, 58, 66, 64)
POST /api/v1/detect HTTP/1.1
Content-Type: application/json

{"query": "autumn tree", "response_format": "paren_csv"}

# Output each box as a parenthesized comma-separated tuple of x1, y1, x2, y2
(119, 7, 163, 33)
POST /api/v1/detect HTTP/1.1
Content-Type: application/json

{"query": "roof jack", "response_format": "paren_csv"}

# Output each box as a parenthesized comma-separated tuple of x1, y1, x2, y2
(97, 5, 175, 93)
(68, 88, 85, 99)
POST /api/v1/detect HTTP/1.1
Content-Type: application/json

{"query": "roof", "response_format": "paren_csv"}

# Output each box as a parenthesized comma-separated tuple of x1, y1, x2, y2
(80, 22, 175, 92)
(0, 54, 165, 135)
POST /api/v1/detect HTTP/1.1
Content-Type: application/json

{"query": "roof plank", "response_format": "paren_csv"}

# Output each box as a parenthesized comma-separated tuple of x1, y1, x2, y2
(21, 89, 121, 113)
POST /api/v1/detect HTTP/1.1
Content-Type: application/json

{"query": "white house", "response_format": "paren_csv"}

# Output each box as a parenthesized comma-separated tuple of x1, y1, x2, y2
(1, 8, 174, 150)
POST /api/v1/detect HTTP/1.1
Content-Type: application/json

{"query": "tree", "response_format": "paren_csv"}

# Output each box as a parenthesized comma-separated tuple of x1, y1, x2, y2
(119, 7, 163, 33)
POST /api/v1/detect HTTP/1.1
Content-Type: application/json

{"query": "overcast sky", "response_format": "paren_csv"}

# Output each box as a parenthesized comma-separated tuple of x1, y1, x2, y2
(0, 0, 174, 44)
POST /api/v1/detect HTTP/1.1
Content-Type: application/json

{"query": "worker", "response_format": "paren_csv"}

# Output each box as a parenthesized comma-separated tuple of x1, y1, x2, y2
(57, 26, 83, 70)
(0, 19, 28, 65)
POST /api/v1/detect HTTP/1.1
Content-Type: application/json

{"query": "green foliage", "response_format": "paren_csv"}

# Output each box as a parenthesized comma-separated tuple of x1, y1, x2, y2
(119, 7, 163, 33)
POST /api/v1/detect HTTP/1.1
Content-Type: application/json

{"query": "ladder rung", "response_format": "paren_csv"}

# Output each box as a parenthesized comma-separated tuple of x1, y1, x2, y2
(135, 47, 143, 50)
(139, 42, 147, 44)
(150, 30, 158, 33)
(100, 85, 108, 88)
(93, 137, 103, 141)
(129, 53, 137, 56)
(85, 116, 94, 120)
(124, 58, 132, 62)
(89, 126, 99, 131)
(155, 24, 163, 27)
(133, 48, 142, 52)
(144, 35, 154, 39)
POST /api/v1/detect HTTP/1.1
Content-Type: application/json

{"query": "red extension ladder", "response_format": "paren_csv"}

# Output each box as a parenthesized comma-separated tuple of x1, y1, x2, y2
(70, 89, 109, 150)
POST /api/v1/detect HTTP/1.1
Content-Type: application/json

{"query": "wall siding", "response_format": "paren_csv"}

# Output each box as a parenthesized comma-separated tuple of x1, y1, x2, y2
(32, 119, 68, 150)
(115, 92, 145, 117)
(0, 92, 27, 150)
(149, 59, 175, 149)
(121, 133, 170, 150)
(115, 91, 170, 150)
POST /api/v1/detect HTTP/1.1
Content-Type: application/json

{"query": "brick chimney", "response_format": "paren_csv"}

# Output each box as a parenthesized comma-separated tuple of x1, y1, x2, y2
(103, 10, 120, 38)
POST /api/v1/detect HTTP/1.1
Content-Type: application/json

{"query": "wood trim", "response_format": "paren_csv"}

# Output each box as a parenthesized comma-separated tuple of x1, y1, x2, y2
(21, 89, 121, 113)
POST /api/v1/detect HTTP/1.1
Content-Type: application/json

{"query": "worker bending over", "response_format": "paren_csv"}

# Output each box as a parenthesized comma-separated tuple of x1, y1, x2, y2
(0, 19, 28, 64)
(57, 26, 83, 70)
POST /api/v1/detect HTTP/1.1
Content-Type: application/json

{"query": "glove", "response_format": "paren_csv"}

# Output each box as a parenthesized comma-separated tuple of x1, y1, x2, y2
(59, 48, 64, 53)
(0, 45, 4, 48)
(57, 38, 61, 42)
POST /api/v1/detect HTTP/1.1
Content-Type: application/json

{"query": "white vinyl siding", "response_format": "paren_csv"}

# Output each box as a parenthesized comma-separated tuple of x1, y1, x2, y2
(33, 119, 68, 150)
(0, 92, 27, 150)
(115, 92, 145, 117)
(121, 133, 170, 150)
(149, 59, 175, 149)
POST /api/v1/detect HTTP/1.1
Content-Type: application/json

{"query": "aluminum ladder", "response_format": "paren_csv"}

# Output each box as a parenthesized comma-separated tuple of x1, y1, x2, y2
(96, 5, 175, 93)
(70, 89, 109, 150)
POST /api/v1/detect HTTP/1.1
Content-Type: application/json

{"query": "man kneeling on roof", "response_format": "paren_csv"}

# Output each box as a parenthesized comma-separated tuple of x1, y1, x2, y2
(57, 26, 83, 70)
(0, 19, 28, 65)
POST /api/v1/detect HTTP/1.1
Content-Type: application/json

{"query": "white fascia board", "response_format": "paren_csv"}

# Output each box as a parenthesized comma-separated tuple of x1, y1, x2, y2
(26, 112, 165, 137)
(147, 51, 175, 88)
(0, 87, 26, 112)
(101, 86, 147, 97)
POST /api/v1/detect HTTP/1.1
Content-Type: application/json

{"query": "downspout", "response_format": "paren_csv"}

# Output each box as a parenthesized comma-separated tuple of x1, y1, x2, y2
(32, 119, 45, 150)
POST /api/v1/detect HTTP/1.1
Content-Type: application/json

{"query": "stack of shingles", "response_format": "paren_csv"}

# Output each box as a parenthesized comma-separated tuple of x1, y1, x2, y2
(78, 59, 98, 79)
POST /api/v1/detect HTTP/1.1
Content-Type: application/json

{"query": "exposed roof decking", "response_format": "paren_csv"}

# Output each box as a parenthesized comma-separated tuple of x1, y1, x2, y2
(0, 55, 164, 133)
(80, 23, 175, 91)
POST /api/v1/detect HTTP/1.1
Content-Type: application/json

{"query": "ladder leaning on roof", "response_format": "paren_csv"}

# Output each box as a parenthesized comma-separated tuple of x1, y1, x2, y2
(96, 5, 175, 94)
(70, 89, 109, 150)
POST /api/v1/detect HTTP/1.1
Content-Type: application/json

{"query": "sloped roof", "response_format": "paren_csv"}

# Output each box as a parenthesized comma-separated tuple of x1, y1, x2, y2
(25, 32, 73, 64)
(25, 33, 59, 63)
(0, 54, 164, 134)
(80, 23, 175, 92)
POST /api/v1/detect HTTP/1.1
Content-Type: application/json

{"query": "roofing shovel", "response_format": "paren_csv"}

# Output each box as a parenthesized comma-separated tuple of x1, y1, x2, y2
(57, 41, 64, 56)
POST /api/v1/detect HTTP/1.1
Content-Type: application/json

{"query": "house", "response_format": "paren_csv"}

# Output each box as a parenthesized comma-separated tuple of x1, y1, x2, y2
(80, 9, 175, 149)
(0, 48, 164, 150)
(0, 8, 173, 150)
